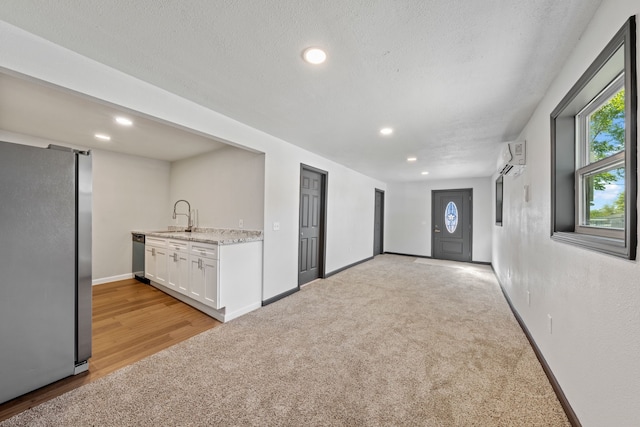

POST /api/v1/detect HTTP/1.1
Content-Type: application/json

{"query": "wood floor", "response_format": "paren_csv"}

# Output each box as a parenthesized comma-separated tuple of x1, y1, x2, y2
(0, 279, 220, 422)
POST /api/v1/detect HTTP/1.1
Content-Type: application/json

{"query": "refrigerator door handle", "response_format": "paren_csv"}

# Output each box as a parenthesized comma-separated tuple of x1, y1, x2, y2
(75, 151, 92, 365)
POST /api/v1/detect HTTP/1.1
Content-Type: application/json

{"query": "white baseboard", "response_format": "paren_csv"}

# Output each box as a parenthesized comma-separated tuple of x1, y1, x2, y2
(224, 302, 261, 322)
(146, 280, 225, 322)
(146, 280, 261, 323)
(92, 273, 134, 286)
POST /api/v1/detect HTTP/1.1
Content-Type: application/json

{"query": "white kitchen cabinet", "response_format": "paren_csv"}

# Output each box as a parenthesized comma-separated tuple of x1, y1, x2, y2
(145, 237, 167, 285)
(167, 240, 189, 295)
(217, 241, 262, 319)
(189, 243, 220, 309)
(202, 258, 219, 308)
(143, 231, 263, 323)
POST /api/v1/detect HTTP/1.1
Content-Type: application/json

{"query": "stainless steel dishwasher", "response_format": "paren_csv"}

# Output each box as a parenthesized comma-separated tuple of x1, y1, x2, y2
(132, 233, 150, 284)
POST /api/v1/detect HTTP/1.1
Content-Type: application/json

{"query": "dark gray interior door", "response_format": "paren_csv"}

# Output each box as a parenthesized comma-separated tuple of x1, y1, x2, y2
(374, 189, 384, 256)
(299, 167, 325, 285)
(432, 189, 472, 262)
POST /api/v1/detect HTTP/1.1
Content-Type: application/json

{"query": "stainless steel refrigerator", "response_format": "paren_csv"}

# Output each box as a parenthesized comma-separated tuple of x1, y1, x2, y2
(0, 140, 92, 404)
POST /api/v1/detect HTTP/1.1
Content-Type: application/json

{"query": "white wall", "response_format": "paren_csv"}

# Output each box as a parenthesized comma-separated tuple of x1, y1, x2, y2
(0, 21, 386, 301)
(169, 146, 265, 230)
(325, 169, 382, 271)
(261, 145, 386, 298)
(493, 1, 640, 425)
(386, 178, 492, 263)
(92, 150, 170, 282)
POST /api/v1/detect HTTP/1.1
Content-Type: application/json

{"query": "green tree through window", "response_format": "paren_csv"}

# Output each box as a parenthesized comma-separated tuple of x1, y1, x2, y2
(588, 89, 625, 192)
(580, 82, 626, 229)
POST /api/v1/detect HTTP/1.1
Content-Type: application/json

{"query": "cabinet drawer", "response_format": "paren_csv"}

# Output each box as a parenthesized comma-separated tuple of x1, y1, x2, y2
(146, 237, 167, 247)
(190, 242, 218, 259)
(168, 240, 188, 252)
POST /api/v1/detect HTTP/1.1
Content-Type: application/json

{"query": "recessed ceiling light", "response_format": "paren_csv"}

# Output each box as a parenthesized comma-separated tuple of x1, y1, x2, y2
(421, 171, 429, 175)
(407, 157, 417, 162)
(94, 133, 111, 141)
(115, 116, 133, 126)
(303, 47, 327, 64)
(380, 127, 393, 136)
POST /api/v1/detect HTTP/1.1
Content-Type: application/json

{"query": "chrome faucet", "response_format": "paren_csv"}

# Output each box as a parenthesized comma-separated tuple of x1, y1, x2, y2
(172, 199, 193, 232)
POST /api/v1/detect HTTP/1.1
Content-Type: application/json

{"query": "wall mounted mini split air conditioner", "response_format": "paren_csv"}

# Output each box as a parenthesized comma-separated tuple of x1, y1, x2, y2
(497, 141, 526, 176)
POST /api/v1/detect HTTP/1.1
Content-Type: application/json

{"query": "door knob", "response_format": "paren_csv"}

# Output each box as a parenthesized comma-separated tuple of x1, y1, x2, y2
(434, 229, 441, 233)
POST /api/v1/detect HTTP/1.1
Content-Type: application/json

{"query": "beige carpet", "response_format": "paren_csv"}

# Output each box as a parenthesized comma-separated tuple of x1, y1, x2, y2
(1, 255, 569, 426)
(413, 257, 486, 269)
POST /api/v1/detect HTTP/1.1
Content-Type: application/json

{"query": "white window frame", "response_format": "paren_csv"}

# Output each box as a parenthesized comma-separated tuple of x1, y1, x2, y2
(574, 74, 625, 239)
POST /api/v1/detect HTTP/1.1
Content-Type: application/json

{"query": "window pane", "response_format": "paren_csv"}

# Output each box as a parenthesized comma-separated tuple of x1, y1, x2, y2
(588, 88, 625, 163)
(582, 166, 625, 229)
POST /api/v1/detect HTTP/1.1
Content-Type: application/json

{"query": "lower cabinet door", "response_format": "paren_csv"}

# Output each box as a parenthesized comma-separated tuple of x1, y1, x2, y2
(168, 251, 189, 295)
(189, 257, 204, 302)
(177, 252, 189, 295)
(144, 246, 155, 281)
(154, 248, 168, 285)
(189, 256, 219, 308)
(202, 258, 219, 309)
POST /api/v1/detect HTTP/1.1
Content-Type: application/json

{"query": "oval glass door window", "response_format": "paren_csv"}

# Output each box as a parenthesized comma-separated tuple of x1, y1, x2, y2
(445, 201, 458, 233)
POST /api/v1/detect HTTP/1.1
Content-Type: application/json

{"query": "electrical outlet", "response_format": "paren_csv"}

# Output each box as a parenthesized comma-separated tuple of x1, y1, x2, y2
(273, 222, 280, 231)
(548, 314, 553, 334)
(239, 219, 244, 228)
(527, 291, 531, 306)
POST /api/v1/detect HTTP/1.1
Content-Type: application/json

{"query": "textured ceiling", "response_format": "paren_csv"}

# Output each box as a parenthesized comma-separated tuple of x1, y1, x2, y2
(0, 0, 602, 181)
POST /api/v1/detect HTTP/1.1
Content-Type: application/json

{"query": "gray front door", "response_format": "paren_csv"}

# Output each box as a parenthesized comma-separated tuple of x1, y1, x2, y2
(299, 166, 326, 285)
(432, 189, 472, 262)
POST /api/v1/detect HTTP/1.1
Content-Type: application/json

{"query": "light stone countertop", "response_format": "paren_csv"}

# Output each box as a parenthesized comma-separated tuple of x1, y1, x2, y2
(132, 227, 263, 245)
